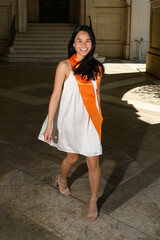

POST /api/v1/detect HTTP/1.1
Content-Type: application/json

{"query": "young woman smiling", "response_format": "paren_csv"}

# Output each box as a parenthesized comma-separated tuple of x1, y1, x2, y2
(38, 25, 104, 222)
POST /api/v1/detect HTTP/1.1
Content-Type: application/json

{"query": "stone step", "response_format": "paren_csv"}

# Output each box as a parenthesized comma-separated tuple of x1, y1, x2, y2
(14, 48, 68, 54)
(26, 26, 76, 31)
(15, 38, 70, 44)
(14, 42, 68, 46)
(6, 53, 68, 58)
(4, 23, 76, 63)
(25, 29, 73, 36)
(26, 28, 75, 32)
(13, 44, 68, 49)
(25, 29, 75, 32)
(15, 37, 71, 41)
(2, 56, 64, 63)
(16, 33, 72, 38)
(27, 23, 76, 27)
(95, 56, 106, 63)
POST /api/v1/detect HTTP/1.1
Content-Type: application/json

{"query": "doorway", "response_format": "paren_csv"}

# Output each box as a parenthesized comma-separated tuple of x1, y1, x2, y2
(39, 0, 70, 23)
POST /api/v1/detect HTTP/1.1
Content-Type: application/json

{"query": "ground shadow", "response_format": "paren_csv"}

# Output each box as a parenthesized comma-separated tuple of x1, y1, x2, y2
(1, 63, 159, 216)
(67, 70, 159, 213)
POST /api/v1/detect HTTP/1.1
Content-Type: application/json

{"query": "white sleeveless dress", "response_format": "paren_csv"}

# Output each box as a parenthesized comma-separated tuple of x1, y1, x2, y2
(38, 66, 102, 157)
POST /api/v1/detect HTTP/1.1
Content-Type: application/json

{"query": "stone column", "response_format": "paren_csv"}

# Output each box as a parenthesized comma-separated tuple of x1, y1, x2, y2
(146, 0, 160, 79)
(79, 0, 86, 25)
(18, 0, 27, 33)
(123, 0, 131, 59)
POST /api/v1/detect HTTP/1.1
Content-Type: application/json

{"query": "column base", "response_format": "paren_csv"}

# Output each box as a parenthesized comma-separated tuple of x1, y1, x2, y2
(123, 45, 130, 60)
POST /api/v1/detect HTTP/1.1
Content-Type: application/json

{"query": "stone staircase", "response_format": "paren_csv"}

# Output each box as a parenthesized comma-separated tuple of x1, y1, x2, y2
(4, 23, 77, 63)
(2, 23, 105, 63)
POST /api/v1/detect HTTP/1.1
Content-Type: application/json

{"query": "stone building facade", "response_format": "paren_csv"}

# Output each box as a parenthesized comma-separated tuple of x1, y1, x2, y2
(146, 0, 160, 79)
(0, 0, 154, 66)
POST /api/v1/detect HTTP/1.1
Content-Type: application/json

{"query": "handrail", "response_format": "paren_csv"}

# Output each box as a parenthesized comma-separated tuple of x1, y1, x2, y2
(9, 15, 16, 47)
(88, 16, 92, 29)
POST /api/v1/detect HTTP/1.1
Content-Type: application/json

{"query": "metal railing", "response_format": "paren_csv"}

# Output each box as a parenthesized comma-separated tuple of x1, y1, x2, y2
(9, 15, 16, 47)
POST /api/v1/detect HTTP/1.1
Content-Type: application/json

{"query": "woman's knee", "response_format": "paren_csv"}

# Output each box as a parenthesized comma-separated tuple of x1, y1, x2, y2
(86, 156, 99, 171)
(66, 153, 79, 164)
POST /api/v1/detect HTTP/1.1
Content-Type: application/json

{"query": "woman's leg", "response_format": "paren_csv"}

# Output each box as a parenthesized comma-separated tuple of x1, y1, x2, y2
(59, 152, 79, 192)
(86, 156, 100, 220)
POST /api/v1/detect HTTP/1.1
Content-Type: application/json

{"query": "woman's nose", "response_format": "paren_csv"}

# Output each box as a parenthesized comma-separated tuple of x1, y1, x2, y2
(81, 42, 86, 46)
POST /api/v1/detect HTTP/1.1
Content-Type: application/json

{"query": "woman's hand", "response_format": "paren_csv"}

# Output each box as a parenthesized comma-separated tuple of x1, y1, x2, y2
(44, 127, 53, 143)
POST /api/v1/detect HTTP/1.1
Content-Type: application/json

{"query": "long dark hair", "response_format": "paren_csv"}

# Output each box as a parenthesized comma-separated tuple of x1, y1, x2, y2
(68, 25, 104, 81)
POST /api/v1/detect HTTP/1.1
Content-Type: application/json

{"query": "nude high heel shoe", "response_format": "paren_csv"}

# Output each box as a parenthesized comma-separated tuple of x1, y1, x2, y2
(55, 174, 71, 196)
(87, 198, 98, 222)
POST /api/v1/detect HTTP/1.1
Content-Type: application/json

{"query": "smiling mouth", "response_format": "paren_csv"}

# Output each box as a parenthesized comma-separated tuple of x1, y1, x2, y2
(80, 48, 88, 52)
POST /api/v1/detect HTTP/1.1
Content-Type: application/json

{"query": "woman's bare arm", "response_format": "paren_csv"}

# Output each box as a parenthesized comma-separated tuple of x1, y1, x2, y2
(44, 60, 69, 142)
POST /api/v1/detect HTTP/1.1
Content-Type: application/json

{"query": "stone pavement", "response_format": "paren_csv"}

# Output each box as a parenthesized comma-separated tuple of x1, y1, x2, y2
(0, 61, 160, 240)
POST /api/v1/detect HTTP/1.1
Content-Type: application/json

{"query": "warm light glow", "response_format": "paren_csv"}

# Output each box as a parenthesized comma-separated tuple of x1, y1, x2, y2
(103, 62, 146, 75)
(122, 85, 160, 124)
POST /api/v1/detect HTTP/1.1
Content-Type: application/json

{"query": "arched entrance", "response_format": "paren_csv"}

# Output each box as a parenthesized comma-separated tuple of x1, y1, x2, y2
(39, 0, 70, 23)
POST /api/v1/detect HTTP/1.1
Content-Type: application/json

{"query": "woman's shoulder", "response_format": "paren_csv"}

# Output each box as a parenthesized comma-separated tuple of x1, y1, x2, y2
(57, 59, 70, 71)
(56, 59, 70, 80)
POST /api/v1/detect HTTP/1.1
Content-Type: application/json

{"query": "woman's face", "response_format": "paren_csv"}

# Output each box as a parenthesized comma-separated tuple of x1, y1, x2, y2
(73, 31, 92, 60)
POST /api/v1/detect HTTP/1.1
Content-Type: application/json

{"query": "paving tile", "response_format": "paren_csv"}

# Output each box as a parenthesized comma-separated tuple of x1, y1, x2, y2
(102, 80, 151, 98)
(119, 149, 160, 183)
(10, 184, 154, 240)
(99, 160, 160, 214)
(110, 178, 160, 240)
(0, 144, 61, 174)
(0, 62, 159, 239)
(0, 160, 13, 177)
(0, 169, 43, 204)
(0, 204, 62, 240)
(69, 171, 106, 202)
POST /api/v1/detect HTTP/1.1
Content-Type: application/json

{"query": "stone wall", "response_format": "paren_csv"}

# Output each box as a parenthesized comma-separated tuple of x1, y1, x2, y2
(146, 0, 160, 79)
(0, 0, 12, 54)
(86, 0, 131, 59)
(130, 0, 150, 62)
(0, 0, 28, 55)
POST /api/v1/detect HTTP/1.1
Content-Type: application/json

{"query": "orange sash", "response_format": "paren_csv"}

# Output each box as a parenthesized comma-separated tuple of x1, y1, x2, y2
(69, 54, 103, 141)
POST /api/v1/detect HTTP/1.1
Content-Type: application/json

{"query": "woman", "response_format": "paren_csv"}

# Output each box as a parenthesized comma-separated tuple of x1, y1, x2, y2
(38, 25, 104, 222)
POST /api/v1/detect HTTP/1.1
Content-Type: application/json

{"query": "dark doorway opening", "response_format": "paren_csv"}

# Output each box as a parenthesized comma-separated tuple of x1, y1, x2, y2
(39, 0, 70, 23)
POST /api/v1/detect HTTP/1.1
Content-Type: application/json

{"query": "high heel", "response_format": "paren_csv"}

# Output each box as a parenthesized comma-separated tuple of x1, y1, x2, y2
(87, 198, 98, 222)
(55, 175, 71, 196)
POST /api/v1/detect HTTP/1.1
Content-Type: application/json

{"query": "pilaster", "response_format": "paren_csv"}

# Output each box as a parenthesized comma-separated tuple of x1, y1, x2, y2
(146, 0, 160, 79)
(79, 0, 86, 25)
(123, 0, 132, 59)
(18, 0, 27, 33)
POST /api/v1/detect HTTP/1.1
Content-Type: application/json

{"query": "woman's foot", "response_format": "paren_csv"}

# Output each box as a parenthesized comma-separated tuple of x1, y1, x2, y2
(87, 198, 98, 222)
(55, 175, 71, 196)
